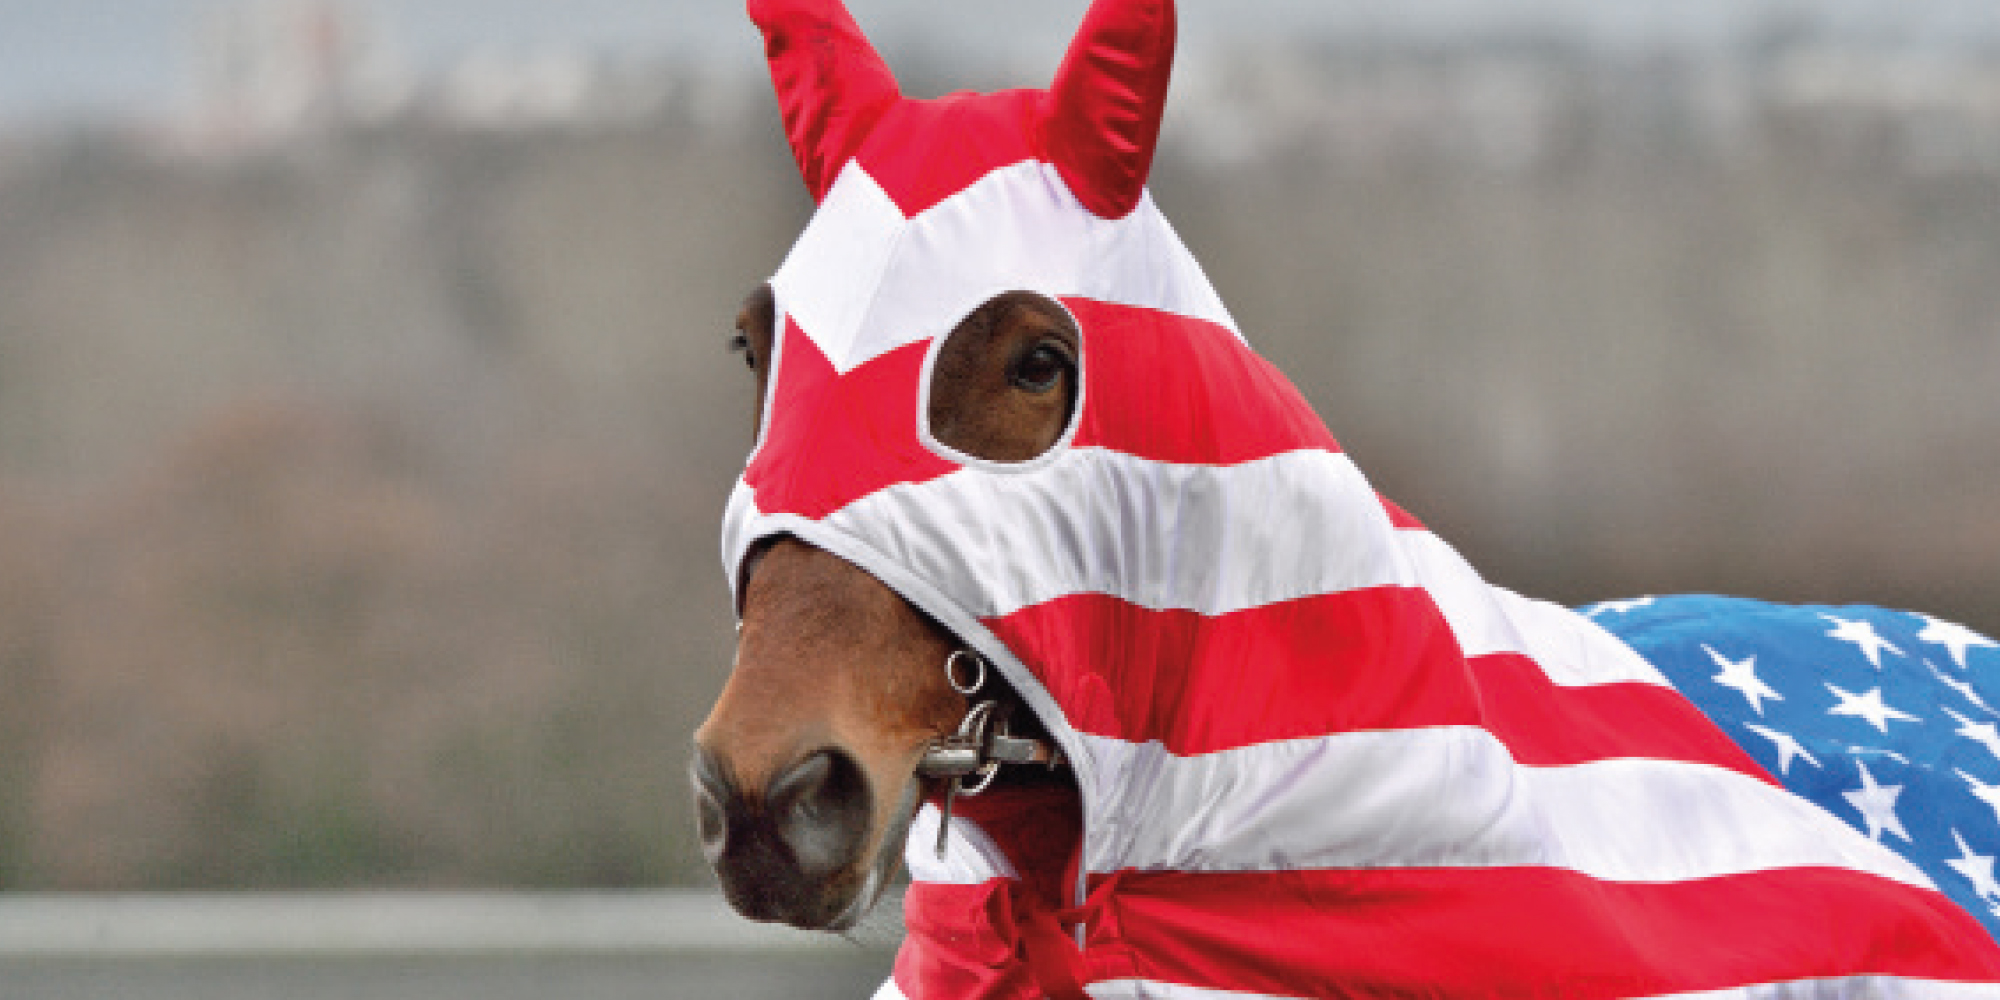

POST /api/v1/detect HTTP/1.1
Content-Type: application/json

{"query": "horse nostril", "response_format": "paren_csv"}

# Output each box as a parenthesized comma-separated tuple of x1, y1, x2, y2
(690, 741, 874, 924)
(767, 748, 870, 879)
(695, 786, 728, 860)
(768, 749, 833, 814)
(690, 744, 735, 862)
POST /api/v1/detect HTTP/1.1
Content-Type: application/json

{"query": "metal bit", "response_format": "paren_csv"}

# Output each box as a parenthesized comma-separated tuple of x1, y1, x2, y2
(934, 778, 960, 859)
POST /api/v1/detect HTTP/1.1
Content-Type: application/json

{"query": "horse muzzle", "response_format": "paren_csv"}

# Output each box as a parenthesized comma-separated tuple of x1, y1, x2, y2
(691, 742, 883, 929)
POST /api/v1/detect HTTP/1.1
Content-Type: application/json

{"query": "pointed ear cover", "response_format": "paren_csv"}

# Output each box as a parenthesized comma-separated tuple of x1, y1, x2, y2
(750, 0, 903, 202)
(1042, 0, 1176, 219)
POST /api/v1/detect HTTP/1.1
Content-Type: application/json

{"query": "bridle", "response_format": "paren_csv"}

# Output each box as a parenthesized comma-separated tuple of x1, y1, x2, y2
(914, 649, 1065, 856)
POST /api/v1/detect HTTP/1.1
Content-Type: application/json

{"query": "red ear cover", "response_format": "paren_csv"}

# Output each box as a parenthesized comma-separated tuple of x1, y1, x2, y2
(1041, 0, 1177, 219)
(749, 0, 904, 202)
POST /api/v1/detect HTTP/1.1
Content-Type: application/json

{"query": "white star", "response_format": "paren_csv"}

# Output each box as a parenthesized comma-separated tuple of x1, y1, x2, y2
(1842, 760, 1910, 843)
(1918, 615, 1998, 670)
(1822, 615, 1902, 670)
(1744, 723, 1819, 775)
(1825, 682, 1920, 733)
(1928, 658, 1998, 716)
(1847, 745, 1911, 766)
(1964, 770, 2000, 827)
(1586, 597, 1655, 617)
(1705, 645, 1783, 716)
(1947, 829, 2000, 902)
(1945, 706, 2000, 765)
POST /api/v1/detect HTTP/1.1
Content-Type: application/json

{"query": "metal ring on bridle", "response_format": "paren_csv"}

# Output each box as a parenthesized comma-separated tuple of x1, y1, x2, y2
(959, 757, 1002, 796)
(943, 701, 1004, 795)
(916, 653, 1067, 860)
(945, 649, 987, 696)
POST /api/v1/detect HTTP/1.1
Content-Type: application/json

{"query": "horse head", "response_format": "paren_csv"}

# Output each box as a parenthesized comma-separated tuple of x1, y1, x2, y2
(692, 0, 1192, 930)
(690, 0, 2000, 993)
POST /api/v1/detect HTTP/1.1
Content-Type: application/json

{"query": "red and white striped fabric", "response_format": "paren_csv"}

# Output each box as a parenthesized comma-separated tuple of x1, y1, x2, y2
(725, 0, 2000, 995)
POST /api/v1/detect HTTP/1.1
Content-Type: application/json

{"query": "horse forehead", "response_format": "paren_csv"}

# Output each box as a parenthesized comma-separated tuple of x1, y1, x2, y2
(770, 165, 1236, 376)
(766, 87, 1198, 375)
(854, 91, 1047, 217)
(771, 160, 1090, 375)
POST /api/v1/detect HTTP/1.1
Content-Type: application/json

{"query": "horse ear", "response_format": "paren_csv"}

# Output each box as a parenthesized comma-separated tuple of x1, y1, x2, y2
(749, 0, 903, 202)
(1041, 0, 1176, 219)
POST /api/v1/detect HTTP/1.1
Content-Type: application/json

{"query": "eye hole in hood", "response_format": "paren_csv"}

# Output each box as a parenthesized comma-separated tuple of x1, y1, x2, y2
(924, 291, 1083, 468)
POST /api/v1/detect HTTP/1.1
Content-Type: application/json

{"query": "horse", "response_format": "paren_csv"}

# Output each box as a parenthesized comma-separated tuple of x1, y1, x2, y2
(692, 0, 2000, 996)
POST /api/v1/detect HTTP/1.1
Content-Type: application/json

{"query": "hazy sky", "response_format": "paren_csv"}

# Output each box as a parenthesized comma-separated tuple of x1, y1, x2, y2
(1, 0, 1994, 125)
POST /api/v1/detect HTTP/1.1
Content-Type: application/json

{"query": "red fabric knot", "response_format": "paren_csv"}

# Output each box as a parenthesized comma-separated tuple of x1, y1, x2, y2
(1008, 883, 1086, 1000)
(1017, 870, 1128, 1000)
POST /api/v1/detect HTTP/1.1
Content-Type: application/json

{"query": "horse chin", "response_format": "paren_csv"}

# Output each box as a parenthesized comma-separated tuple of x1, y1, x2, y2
(822, 774, 921, 932)
(747, 768, 917, 934)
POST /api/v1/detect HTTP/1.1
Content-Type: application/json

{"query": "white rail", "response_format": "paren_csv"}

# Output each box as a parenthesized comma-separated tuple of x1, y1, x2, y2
(0, 890, 902, 957)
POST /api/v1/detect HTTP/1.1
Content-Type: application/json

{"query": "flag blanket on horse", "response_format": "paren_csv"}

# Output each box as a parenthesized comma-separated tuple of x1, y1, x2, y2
(726, 0, 2000, 994)
(1592, 596, 2000, 945)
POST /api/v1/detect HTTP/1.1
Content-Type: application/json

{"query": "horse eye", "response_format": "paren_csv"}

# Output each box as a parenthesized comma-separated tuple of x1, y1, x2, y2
(1010, 343, 1069, 394)
(729, 332, 756, 370)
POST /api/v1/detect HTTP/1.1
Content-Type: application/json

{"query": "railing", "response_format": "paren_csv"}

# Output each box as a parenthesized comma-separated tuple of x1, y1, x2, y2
(0, 890, 903, 957)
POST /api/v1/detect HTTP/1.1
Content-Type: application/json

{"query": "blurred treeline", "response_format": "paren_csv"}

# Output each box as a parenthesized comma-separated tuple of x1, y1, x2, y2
(1, 42, 1998, 889)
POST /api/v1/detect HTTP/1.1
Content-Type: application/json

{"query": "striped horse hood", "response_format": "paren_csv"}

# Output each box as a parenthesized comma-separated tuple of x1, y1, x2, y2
(722, 0, 2000, 995)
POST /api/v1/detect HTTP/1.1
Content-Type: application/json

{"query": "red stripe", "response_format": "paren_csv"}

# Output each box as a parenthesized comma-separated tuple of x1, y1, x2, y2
(748, 298, 1346, 521)
(1473, 652, 1778, 783)
(1080, 866, 2000, 997)
(856, 93, 1044, 217)
(990, 591, 1777, 778)
(748, 299, 1344, 521)
(1066, 298, 1342, 466)
(893, 867, 2000, 999)
(896, 878, 1065, 1000)
(988, 588, 1481, 756)
(1379, 495, 1425, 530)
(744, 318, 956, 519)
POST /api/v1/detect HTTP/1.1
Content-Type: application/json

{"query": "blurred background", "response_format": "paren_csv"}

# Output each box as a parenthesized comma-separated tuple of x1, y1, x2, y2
(0, 0, 1997, 903)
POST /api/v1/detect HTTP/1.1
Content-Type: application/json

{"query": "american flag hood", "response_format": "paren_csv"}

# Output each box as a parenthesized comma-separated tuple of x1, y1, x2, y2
(722, 0, 2000, 995)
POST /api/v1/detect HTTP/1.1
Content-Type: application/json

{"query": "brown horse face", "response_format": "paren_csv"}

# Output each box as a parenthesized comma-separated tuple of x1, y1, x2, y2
(692, 537, 961, 928)
(692, 288, 1079, 930)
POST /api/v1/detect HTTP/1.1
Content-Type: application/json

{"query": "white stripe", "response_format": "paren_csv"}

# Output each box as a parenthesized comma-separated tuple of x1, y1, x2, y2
(770, 164, 908, 374)
(1497, 586, 1675, 687)
(1074, 728, 1932, 890)
(728, 446, 1672, 689)
(1398, 529, 1671, 687)
(1645, 976, 2000, 998)
(1089, 977, 2000, 1000)
(1089, 981, 1284, 999)
(721, 477, 760, 608)
(903, 807, 1019, 886)
(818, 447, 1405, 620)
(870, 976, 911, 1000)
(772, 160, 1236, 374)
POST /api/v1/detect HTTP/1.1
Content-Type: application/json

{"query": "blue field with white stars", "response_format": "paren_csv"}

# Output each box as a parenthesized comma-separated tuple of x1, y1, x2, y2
(1583, 594, 2000, 942)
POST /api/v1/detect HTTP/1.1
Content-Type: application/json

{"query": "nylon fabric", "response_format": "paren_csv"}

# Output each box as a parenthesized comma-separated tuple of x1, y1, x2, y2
(1066, 732, 1930, 884)
(1085, 980, 2000, 1000)
(1041, 0, 1175, 219)
(1596, 596, 2000, 948)
(750, 0, 901, 202)
(737, 0, 2000, 995)
(1079, 866, 1993, 998)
